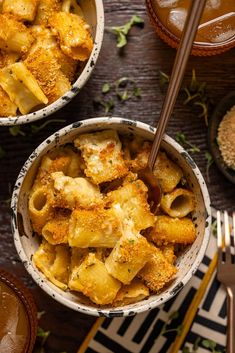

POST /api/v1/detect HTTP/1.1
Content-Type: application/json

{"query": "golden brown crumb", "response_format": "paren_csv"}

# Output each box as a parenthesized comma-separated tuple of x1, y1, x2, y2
(218, 105, 235, 170)
(0, 86, 17, 116)
(138, 246, 177, 292)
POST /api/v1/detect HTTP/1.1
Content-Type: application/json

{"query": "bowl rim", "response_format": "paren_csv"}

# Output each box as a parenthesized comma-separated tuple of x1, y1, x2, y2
(11, 117, 211, 317)
(0, 0, 105, 127)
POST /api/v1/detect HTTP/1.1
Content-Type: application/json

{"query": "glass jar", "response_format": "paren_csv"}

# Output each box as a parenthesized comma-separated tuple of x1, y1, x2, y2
(0, 268, 38, 353)
(146, 0, 235, 56)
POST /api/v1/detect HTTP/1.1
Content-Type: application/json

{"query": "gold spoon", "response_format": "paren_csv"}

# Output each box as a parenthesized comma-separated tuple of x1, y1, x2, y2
(139, 0, 207, 213)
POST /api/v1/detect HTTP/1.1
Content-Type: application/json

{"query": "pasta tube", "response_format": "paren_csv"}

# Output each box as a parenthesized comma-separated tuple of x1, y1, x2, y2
(74, 130, 128, 184)
(0, 86, 17, 116)
(28, 186, 54, 234)
(113, 279, 149, 307)
(68, 253, 121, 305)
(161, 188, 196, 218)
(33, 240, 70, 290)
(0, 63, 48, 114)
(138, 245, 177, 292)
(154, 152, 183, 193)
(106, 180, 155, 232)
(68, 208, 122, 248)
(61, 0, 84, 17)
(105, 228, 154, 285)
(149, 215, 196, 245)
(34, 0, 62, 26)
(49, 12, 93, 61)
(52, 171, 103, 209)
(42, 213, 69, 245)
(0, 14, 34, 53)
(2, 0, 39, 22)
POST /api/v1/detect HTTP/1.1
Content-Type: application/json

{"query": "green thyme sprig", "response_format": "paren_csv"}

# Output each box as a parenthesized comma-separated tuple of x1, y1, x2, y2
(159, 69, 213, 126)
(183, 69, 211, 126)
(9, 125, 26, 137)
(211, 219, 217, 237)
(183, 337, 223, 353)
(201, 338, 223, 352)
(160, 311, 183, 336)
(8, 119, 66, 137)
(205, 151, 214, 183)
(182, 336, 201, 352)
(175, 132, 200, 154)
(159, 70, 170, 86)
(106, 15, 144, 48)
(94, 77, 141, 114)
(30, 119, 66, 134)
(33, 327, 67, 353)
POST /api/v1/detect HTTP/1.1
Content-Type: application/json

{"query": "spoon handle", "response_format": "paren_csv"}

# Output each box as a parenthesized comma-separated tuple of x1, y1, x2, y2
(148, 0, 207, 171)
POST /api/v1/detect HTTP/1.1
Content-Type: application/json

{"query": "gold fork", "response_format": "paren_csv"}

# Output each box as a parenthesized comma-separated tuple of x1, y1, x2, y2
(217, 210, 235, 353)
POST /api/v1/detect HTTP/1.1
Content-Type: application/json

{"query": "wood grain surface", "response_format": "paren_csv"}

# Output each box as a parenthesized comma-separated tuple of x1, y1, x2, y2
(0, 1, 235, 352)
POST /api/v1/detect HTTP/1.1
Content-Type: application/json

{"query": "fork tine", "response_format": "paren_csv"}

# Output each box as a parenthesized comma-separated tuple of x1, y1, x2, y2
(217, 210, 223, 263)
(224, 210, 231, 263)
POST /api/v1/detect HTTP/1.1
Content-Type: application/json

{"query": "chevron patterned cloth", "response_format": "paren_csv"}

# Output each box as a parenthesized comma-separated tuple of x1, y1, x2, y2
(82, 208, 228, 353)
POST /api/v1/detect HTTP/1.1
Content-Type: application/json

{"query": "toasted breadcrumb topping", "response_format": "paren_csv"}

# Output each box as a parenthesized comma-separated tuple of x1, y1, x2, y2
(218, 105, 235, 170)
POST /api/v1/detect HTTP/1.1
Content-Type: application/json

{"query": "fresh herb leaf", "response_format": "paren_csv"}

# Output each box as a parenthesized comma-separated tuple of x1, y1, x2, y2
(93, 97, 115, 114)
(169, 311, 179, 320)
(205, 151, 214, 183)
(159, 70, 170, 86)
(0, 146, 6, 159)
(160, 311, 182, 336)
(95, 77, 141, 113)
(36, 327, 50, 346)
(9, 125, 26, 137)
(193, 337, 201, 351)
(160, 69, 212, 126)
(133, 86, 142, 97)
(30, 119, 66, 134)
(106, 15, 144, 48)
(202, 338, 222, 352)
(183, 69, 211, 126)
(175, 132, 200, 154)
(211, 219, 217, 237)
(102, 83, 111, 94)
(115, 77, 140, 101)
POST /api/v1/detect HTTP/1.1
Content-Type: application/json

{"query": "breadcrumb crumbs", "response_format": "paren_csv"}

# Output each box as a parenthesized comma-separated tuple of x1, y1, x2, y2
(218, 105, 235, 170)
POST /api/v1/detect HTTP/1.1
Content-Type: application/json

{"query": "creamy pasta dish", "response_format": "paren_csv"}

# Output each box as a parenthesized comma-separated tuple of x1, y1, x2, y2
(29, 130, 197, 307)
(0, 0, 93, 117)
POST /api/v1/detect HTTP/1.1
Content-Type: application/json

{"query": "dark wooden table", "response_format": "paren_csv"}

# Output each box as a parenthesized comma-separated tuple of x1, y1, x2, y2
(1, 1, 235, 352)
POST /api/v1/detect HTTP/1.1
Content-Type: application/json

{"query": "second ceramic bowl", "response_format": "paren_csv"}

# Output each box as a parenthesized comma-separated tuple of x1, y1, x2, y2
(0, 0, 104, 126)
(11, 117, 211, 317)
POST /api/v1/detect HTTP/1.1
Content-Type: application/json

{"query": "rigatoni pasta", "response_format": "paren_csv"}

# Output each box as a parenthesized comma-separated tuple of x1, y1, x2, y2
(0, 0, 93, 117)
(30, 130, 197, 307)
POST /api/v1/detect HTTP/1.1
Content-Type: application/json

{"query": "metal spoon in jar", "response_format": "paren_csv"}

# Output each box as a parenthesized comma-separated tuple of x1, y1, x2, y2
(139, 0, 207, 213)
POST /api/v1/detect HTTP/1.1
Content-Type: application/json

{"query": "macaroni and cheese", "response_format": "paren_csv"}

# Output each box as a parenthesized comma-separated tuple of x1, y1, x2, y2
(29, 130, 197, 307)
(0, 0, 93, 117)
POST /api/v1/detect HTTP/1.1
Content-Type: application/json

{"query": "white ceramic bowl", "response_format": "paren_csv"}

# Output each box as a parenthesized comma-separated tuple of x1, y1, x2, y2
(0, 0, 104, 127)
(11, 117, 211, 317)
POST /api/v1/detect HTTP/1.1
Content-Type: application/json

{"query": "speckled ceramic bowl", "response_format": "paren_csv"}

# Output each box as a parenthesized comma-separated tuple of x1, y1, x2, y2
(11, 117, 211, 317)
(0, 0, 104, 126)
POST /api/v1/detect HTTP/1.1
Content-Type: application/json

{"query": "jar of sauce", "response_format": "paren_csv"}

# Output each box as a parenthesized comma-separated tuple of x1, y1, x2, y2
(146, 0, 235, 55)
(0, 269, 37, 353)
